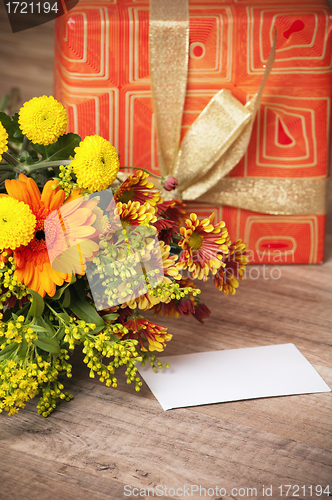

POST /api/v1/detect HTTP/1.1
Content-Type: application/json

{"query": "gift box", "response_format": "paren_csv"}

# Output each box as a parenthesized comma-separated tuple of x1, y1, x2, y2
(54, 0, 332, 264)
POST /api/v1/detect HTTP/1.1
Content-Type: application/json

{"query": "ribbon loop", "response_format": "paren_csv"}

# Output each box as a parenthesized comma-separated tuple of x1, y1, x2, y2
(173, 89, 252, 197)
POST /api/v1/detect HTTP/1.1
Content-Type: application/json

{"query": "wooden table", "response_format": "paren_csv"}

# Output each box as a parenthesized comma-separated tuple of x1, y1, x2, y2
(0, 9, 331, 500)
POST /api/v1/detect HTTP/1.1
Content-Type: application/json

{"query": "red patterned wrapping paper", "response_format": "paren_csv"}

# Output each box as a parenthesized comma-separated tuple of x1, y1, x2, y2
(54, 0, 332, 264)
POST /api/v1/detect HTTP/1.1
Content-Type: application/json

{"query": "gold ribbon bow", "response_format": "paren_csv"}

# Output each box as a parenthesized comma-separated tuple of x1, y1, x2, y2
(149, 0, 328, 215)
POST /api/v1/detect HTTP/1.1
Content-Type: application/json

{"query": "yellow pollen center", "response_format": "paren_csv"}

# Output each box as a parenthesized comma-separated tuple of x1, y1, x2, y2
(119, 188, 134, 203)
(188, 231, 203, 251)
(39, 112, 55, 127)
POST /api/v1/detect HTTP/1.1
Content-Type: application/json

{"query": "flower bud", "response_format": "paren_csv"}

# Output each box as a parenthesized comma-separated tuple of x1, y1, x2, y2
(162, 176, 178, 191)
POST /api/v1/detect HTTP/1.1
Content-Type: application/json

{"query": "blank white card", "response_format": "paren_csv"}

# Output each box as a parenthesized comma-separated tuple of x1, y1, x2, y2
(138, 344, 331, 411)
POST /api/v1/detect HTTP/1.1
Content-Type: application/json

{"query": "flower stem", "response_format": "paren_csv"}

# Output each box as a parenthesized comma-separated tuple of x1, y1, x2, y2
(0, 165, 13, 173)
(46, 302, 65, 324)
(2, 151, 19, 167)
(23, 159, 71, 173)
(20, 136, 30, 153)
(119, 166, 162, 180)
(8, 143, 19, 155)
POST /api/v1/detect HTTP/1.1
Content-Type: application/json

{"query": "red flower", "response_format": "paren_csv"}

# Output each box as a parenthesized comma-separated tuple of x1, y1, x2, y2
(118, 308, 172, 352)
(178, 213, 229, 281)
(214, 239, 249, 295)
(192, 303, 211, 324)
(156, 199, 186, 225)
(153, 218, 177, 245)
(114, 169, 161, 206)
(176, 297, 195, 316)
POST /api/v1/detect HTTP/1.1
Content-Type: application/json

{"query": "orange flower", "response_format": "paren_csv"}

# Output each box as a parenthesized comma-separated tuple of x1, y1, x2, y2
(108, 200, 157, 227)
(153, 218, 177, 245)
(4, 175, 97, 297)
(114, 170, 161, 206)
(123, 241, 181, 310)
(178, 213, 229, 281)
(156, 199, 186, 225)
(214, 239, 249, 295)
(118, 308, 172, 352)
(192, 302, 211, 324)
(153, 277, 209, 322)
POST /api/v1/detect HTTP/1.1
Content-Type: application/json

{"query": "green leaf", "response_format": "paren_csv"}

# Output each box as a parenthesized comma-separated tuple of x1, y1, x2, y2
(18, 150, 33, 165)
(37, 316, 55, 338)
(30, 325, 48, 333)
(56, 326, 66, 342)
(34, 335, 60, 355)
(11, 113, 24, 140)
(27, 289, 45, 318)
(74, 278, 87, 303)
(60, 288, 71, 308)
(0, 112, 16, 139)
(0, 343, 18, 360)
(69, 288, 105, 333)
(57, 312, 71, 323)
(17, 337, 28, 360)
(51, 274, 76, 300)
(31, 143, 49, 159)
(32, 133, 81, 161)
(102, 313, 119, 321)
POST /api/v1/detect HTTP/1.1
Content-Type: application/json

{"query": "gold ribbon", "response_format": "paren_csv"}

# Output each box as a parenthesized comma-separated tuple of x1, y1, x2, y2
(149, 0, 328, 216)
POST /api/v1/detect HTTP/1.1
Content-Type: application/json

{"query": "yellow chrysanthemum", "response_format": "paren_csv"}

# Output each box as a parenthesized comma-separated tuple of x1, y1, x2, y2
(0, 197, 36, 250)
(0, 122, 8, 161)
(71, 135, 120, 192)
(18, 95, 68, 146)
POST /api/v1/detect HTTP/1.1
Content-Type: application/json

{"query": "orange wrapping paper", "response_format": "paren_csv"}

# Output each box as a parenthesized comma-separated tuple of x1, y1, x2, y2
(54, 0, 332, 264)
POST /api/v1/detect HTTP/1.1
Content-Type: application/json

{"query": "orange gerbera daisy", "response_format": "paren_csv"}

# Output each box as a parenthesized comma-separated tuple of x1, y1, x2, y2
(3, 174, 97, 297)
(114, 169, 161, 206)
(178, 213, 229, 281)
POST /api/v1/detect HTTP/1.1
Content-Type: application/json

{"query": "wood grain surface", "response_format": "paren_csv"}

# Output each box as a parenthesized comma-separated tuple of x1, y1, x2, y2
(0, 6, 331, 500)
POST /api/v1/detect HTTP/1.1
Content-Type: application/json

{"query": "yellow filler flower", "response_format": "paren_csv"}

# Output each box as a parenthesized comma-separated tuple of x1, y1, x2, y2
(71, 135, 120, 192)
(18, 95, 68, 145)
(0, 122, 8, 161)
(0, 197, 36, 250)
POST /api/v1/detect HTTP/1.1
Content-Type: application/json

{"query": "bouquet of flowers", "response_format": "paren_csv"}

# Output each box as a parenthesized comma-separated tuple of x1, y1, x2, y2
(0, 95, 248, 417)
